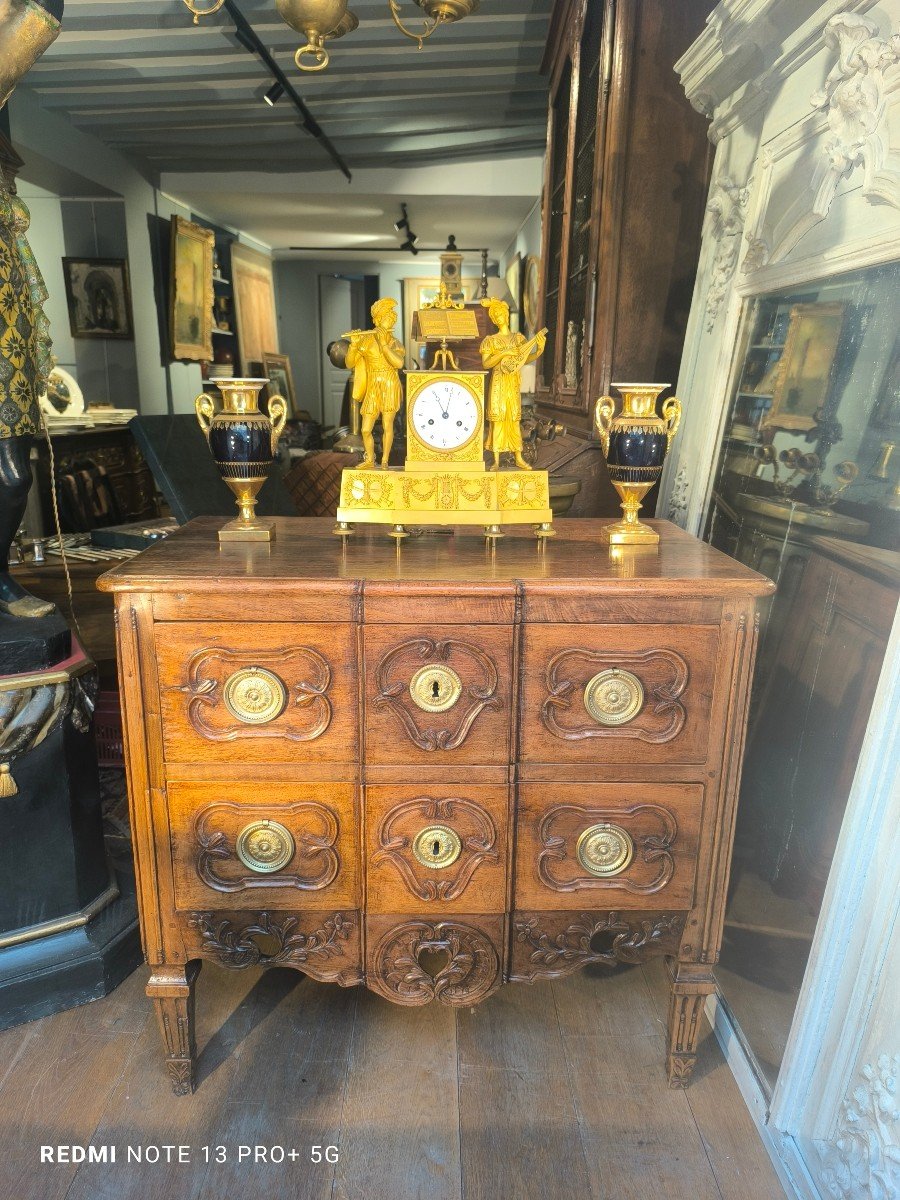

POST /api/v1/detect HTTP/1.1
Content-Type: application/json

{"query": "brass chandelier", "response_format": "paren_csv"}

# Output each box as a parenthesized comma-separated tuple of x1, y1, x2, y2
(182, 0, 479, 73)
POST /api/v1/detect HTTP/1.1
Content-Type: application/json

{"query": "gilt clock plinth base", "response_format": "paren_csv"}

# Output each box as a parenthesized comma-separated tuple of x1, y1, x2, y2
(335, 466, 554, 531)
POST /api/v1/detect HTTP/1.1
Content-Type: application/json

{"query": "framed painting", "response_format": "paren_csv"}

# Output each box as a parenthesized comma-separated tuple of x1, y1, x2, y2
(401, 276, 480, 367)
(505, 252, 521, 333)
(62, 257, 133, 340)
(764, 301, 846, 432)
(231, 243, 279, 371)
(261, 351, 296, 417)
(522, 255, 541, 339)
(169, 217, 214, 361)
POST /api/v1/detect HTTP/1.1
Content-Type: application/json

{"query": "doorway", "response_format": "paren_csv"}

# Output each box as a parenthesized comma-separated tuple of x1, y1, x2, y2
(317, 273, 370, 430)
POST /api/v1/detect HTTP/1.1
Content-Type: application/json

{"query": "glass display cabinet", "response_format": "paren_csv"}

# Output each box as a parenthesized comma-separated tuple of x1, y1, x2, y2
(535, 0, 711, 436)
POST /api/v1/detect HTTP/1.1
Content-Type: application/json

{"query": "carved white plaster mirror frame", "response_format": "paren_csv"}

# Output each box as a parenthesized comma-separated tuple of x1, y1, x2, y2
(660, 5, 900, 1198)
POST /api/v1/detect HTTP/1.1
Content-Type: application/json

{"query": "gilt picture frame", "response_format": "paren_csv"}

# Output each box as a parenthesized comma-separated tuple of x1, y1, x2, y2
(522, 255, 541, 339)
(505, 252, 522, 333)
(261, 351, 296, 417)
(763, 301, 846, 432)
(169, 216, 214, 362)
(231, 243, 279, 372)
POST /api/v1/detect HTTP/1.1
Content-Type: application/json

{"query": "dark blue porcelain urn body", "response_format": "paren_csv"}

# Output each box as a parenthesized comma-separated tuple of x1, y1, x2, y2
(195, 378, 287, 542)
(594, 384, 681, 545)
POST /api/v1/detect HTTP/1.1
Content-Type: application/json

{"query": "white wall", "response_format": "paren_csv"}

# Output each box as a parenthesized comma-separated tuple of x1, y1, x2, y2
(498, 199, 541, 336)
(501, 198, 541, 276)
(275, 256, 481, 422)
(17, 179, 75, 374)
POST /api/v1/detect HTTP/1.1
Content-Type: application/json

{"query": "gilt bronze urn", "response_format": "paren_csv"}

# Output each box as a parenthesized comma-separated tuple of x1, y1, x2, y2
(195, 378, 287, 543)
(594, 383, 681, 545)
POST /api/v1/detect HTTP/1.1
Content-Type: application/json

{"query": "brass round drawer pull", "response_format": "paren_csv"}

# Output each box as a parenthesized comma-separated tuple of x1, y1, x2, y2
(583, 668, 644, 726)
(223, 666, 287, 724)
(412, 824, 463, 869)
(235, 819, 295, 873)
(576, 823, 634, 877)
(409, 664, 463, 713)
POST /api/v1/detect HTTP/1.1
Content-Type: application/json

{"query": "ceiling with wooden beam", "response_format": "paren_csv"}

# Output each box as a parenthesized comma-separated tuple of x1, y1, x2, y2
(27, 0, 552, 178)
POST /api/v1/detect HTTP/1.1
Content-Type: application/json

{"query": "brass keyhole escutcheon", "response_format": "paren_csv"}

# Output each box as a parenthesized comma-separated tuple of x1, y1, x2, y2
(412, 824, 463, 869)
(409, 664, 463, 713)
(235, 819, 295, 874)
(583, 668, 644, 726)
(576, 823, 634, 877)
(223, 666, 287, 725)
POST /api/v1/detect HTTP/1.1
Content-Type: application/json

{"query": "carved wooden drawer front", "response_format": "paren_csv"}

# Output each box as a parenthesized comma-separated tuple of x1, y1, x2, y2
(180, 907, 362, 987)
(366, 913, 505, 1007)
(365, 785, 509, 914)
(168, 781, 359, 911)
(521, 624, 718, 764)
(363, 625, 513, 764)
(510, 909, 685, 984)
(514, 783, 702, 910)
(156, 622, 357, 764)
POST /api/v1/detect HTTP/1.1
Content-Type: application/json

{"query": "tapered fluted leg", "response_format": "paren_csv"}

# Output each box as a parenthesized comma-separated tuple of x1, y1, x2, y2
(666, 966, 716, 1087)
(147, 962, 202, 1095)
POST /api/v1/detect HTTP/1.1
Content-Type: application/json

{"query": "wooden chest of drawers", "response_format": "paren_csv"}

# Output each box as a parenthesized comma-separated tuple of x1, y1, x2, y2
(99, 517, 771, 1094)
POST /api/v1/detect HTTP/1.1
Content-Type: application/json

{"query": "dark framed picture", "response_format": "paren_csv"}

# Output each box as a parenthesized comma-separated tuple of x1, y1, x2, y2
(262, 351, 296, 417)
(62, 257, 134, 339)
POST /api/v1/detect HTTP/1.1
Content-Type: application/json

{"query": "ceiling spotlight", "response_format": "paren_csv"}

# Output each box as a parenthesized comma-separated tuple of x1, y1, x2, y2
(393, 204, 409, 233)
(401, 234, 419, 255)
(264, 81, 285, 106)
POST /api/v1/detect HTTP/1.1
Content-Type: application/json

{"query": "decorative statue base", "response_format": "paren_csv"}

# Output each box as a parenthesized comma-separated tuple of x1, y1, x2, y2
(336, 464, 554, 535)
(0, 634, 141, 1027)
(0, 0, 141, 1027)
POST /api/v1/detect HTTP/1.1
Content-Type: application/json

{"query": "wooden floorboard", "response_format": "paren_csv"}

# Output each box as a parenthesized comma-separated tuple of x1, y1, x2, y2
(0, 1000, 139, 1200)
(333, 988, 461, 1200)
(458, 1063, 592, 1200)
(683, 1033, 787, 1200)
(565, 1031, 723, 1200)
(0, 962, 787, 1200)
(642, 958, 787, 1200)
(457, 978, 567, 1075)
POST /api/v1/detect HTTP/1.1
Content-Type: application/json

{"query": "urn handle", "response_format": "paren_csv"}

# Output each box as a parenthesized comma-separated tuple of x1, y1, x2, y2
(594, 395, 616, 458)
(662, 396, 682, 451)
(194, 392, 217, 442)
(268, 394, 288, 453)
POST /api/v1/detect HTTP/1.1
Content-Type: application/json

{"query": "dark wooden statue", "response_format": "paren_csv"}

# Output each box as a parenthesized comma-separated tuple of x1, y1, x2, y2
(0, 0, 64, 618)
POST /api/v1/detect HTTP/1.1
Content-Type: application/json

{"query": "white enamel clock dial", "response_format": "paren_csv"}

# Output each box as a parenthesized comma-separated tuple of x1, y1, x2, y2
(410, 380, 480, 451)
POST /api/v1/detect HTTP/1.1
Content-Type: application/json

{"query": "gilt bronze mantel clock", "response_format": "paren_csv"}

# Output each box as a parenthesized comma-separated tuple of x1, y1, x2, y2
(335, 292, 553, 539)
